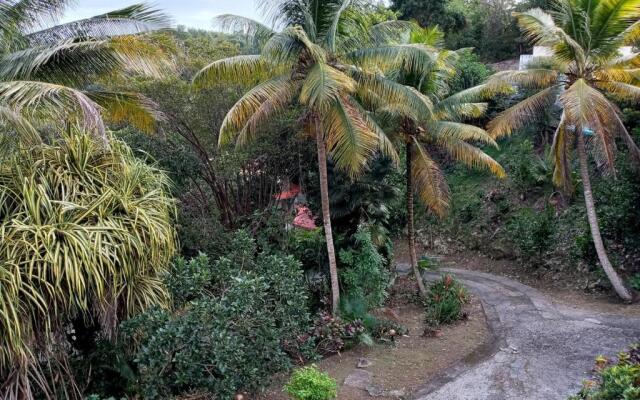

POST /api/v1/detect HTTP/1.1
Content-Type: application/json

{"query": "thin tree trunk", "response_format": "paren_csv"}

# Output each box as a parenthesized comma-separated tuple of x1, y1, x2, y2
(316, 126, 340, 314)
(577, 133, 633, 302)
(406, 141, 427, 297)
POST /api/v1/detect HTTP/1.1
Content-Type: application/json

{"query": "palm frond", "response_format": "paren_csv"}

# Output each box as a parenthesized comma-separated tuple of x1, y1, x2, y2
(0, 80, 107, 143)
(350, 68, 434, 120)
(550, 112, 574, 192)
(84, 89, 163, 134)
(0, 105, 40, 145)
(264, 26, 326, 64)
(560, 79, 619, 170)
(514, 9, 587, 65)
(622, 19, 640, 44)
(440, 80, 514, 105)
(26, 4, 170, 44)
(488, 68, 560, 89)
(0, 0, 69, 33)
(236, 80, 301, 146)
(488, 85, 560, 139)
(1, 35, 170, 84)
(192, 55, 274, 88)
(600, 81, 640, 103)
(325, 0, 353, 52)
(435, 135, 506, 177)
(349, 98, 399, 165)
(218, 75, 295, 145)
(300, 62, 356, 112)
(347, 44, 438, 76)
(434, 102, 488, 121)
(427, 121, 499, 148)
(215, 14, 275, 48)
(410, 138, 450, 216)
(323, 95, 380, 177)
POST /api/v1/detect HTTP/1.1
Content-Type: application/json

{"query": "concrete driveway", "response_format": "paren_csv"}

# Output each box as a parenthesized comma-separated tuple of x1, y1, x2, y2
(416, 268, 640, 400)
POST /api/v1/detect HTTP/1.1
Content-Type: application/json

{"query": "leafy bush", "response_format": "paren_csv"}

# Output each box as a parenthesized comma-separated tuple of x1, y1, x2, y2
(284, 365, 338, 400)
(507, 207, 556, 259)
(120, 232, 314, 399)
(448, 51, 493, 92)
(339, 226, 392, 308)
(0, 133, 177, 398)
(569, 344, 640, 400)
(424, 275, 469, 326)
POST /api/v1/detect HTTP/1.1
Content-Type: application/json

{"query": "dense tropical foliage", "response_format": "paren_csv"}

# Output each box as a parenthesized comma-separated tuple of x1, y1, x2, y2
(193, 0, 441, 313)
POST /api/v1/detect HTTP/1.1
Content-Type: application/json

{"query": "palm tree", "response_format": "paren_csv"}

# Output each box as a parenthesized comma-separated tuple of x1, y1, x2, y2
(379, 27, 505, 296)
(193, 0, 440, 314)
(484, 0, 640, 301)
(0, 1, 171, 145)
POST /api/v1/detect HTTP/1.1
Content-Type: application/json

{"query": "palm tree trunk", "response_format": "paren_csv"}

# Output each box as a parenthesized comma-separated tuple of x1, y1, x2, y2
(406, 141, 427, 297)
(577, 133, 633, 302)
(316, 127, 340, 315)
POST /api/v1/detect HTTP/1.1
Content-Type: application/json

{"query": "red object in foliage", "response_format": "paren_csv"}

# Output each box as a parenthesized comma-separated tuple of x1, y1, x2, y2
(274, 184, 301, 200)
(293, 205, 317, 230)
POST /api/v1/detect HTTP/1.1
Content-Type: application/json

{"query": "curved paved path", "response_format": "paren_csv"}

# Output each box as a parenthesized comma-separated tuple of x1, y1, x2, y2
(415, 268, 640, 400)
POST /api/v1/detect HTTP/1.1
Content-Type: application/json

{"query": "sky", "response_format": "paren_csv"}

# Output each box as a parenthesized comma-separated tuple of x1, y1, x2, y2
(62, 0, 263, 31)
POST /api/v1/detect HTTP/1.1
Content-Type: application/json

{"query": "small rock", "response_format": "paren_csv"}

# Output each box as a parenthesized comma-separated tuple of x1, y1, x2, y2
(357, 358, 373, 368)
(344, 369, 372, 389)
(584, 318, 602, 325)
(423, 327, 443, 337)
(395, 263, 411, 276)
(366, 385, 385, 396)
(387, 389, 406, 397)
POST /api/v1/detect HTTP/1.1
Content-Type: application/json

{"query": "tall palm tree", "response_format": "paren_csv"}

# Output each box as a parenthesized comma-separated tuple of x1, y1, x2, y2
(379, 27, 506, 296)
(484, 0, 640, 301)
(0, 1, 171, 145)
(194, 0, 439, 314)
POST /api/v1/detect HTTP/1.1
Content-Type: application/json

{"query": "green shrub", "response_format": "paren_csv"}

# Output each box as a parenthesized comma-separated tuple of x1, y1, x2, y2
(447, 51, 493, 93)
(284, 365, 338, 400)
(424, 275, 469, 326)
(569, 344, 640, 400)
(507, 207, 555, 259)
(339, 226, 392, 308)
(121, 232, 314, 399)
(629, 274, 640, 291)
(165, 253, 212, 307)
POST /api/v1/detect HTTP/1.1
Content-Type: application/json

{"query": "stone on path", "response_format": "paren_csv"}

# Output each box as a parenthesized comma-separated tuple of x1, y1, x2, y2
(357, 357, 373, 368)
(344, 369, 372, 389)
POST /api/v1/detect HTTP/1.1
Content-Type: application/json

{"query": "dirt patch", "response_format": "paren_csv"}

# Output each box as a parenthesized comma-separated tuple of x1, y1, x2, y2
(257, 281, 490, 400)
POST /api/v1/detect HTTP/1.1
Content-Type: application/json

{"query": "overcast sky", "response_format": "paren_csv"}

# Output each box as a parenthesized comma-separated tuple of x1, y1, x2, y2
(62, 0, 263, 30)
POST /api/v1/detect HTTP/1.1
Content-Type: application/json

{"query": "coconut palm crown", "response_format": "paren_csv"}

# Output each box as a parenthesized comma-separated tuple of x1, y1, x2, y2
(0, 1, 171, 145)
(485, 0, 640, 300)
(194, 0, 444, 313)
(378, 27, 506, 295)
